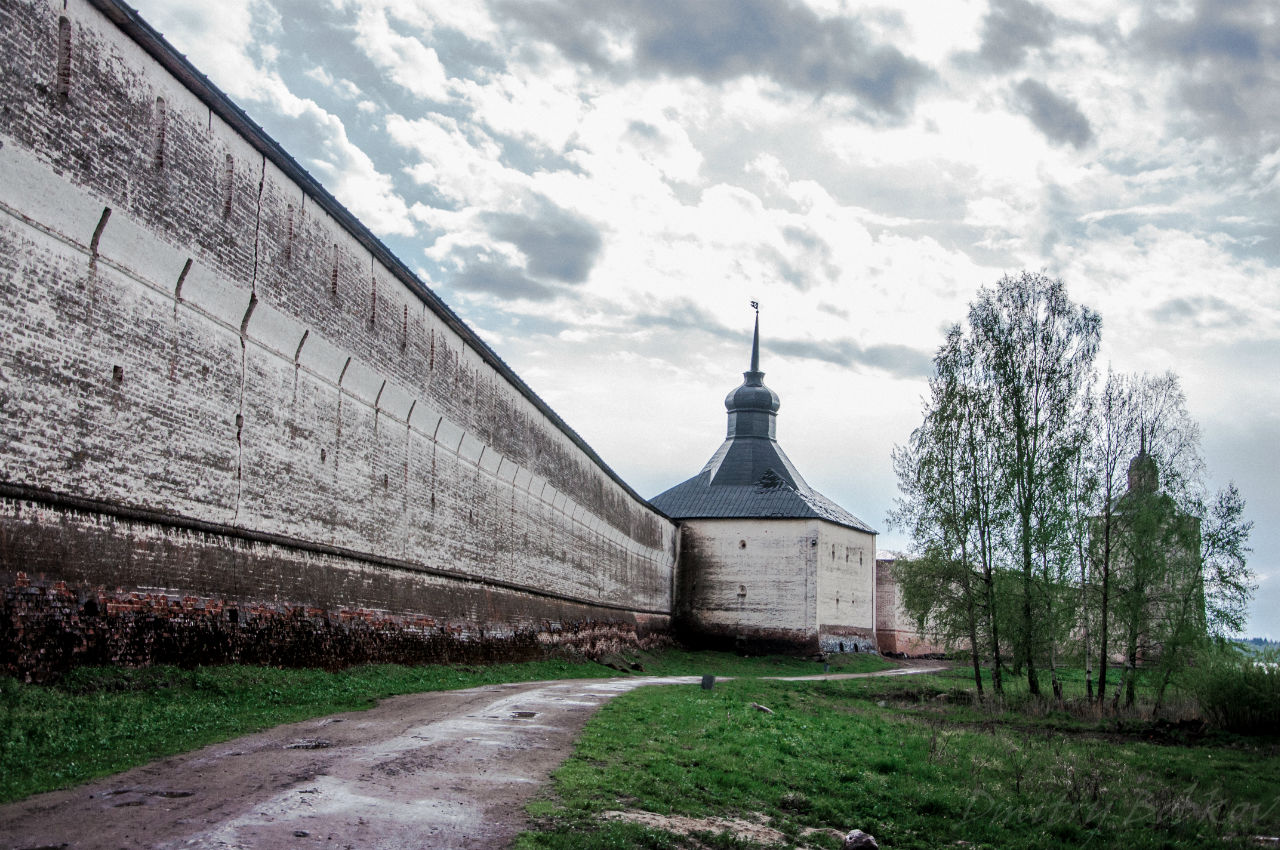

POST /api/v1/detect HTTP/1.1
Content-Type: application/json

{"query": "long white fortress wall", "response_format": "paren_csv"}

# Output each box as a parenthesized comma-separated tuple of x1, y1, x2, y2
(0, 0, 676, 634)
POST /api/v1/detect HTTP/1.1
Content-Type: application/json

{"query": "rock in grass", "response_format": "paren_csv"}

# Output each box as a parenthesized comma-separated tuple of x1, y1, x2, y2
(843, 829, 879, 849)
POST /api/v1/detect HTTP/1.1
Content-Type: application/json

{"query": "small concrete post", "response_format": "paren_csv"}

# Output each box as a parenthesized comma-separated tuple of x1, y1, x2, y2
(701, 674, 715, 690)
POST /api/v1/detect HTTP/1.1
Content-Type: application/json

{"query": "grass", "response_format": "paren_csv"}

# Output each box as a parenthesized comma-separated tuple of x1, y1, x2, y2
(518, 666, 1280, 850)
(627, 648, 895, 679)
(0, 648, 892, 803)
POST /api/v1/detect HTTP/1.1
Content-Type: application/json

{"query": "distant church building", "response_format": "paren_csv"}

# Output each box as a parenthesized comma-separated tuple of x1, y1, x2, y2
(1102, 442, 1205, 666)
(652, 314, 879, 654)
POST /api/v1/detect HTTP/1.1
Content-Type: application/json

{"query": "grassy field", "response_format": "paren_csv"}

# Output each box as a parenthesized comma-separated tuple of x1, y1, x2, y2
(0, 649, 891, 803)
(518, 666, 1280, 850)
(623, 648, 893, 679)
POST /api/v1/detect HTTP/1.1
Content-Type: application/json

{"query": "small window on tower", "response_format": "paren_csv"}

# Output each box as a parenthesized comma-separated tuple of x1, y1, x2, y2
(152, 97, 167, 169)
(55, 17, 72, 100)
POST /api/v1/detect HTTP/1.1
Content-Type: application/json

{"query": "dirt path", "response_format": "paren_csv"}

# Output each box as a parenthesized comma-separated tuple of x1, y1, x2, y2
(0, 666, 946, 850)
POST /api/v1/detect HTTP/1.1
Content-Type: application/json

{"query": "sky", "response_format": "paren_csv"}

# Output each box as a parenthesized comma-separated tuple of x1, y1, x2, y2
(128, 0, 1279, 637)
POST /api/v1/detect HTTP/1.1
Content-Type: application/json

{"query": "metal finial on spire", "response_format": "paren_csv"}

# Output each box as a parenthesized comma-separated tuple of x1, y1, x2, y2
(749, 301, 760, 373)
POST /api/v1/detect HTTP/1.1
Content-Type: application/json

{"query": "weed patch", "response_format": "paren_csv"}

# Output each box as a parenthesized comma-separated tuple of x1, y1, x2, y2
(520, 672, 1280, 850)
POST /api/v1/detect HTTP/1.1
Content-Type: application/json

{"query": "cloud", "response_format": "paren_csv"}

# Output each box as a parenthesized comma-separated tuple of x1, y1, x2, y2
(448, 254, 559, 301)
(351, 5, 451, 101)
(977, 0, 1057, 69)
(386, 112, 518, 208)
(1013, 78, 1093, 149)
(754, 225, 839, 292)
(632, 300, 738, 338)
(1132, 0, 1280, 146)
(130, 0, 269, 103)
(481, 197, 603, 284)
(290, 106, 417, 237)
(495, 0, 935, 119)
(768, 337, 934, 379)
(1138, 0, 1265, 63)
(1148, 295, 1250, 330)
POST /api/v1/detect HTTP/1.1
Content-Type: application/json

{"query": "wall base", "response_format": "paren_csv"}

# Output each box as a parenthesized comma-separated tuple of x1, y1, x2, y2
(0, 495, 671, 681)
(818, 626, 877, 654)
(876, 629, 948, 657)
(674, 616, 821, 656)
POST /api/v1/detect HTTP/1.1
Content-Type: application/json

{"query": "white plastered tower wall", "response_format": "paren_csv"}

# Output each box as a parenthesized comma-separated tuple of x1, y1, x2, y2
(815, 522, 877, 652)
(677, 518, 817, 647)
(675, 517, 877, 653)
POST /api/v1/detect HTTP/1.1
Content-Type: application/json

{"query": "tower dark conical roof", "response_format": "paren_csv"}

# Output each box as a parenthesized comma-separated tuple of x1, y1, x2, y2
(650, 313, 875, 533)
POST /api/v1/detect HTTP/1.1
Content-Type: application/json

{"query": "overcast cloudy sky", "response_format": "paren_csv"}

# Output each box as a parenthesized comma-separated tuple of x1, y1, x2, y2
(129, 0, 1279, 636)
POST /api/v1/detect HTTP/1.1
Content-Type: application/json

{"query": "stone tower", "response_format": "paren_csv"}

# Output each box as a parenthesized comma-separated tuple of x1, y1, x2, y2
(652, 313, 877, 654)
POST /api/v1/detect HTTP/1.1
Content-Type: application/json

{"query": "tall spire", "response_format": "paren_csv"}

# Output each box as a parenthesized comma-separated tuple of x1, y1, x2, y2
(750, 300, 760, 373)
(724, 302, 779, 440)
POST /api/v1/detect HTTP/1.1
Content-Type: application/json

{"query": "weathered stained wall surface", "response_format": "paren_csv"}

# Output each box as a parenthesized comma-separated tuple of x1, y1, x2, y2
(874, 558, 945, 656)
(815, 524, 876, 652)
(0, 0, 675, 652)
(676, 518, 818, 652)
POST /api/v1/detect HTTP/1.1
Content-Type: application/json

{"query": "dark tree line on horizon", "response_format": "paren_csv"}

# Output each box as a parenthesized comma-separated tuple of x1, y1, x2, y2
(890, 271, 1255, 709)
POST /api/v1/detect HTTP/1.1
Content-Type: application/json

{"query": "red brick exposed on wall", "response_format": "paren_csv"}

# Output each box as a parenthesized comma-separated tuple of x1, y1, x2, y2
(2, 571, 670, 682)
(874, 558, 948, 657)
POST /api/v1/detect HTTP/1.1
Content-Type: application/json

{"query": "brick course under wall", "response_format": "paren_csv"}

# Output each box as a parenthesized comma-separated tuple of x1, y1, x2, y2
(0, 0, 677, 672)
(3, 571, 669, 682)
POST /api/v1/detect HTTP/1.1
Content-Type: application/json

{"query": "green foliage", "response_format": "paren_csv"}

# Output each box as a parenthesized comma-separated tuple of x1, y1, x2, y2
(1191, 643, 1280, 734)
(892, 271, 1257, 706)
(1199, 483, 1256, 636)
(625, 649, 893, 679)
(522, 670, 1280, 849)
(891, 272, 1103, 697)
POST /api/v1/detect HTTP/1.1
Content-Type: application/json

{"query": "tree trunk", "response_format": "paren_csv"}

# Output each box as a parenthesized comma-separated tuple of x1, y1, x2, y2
(985, 571, 1003, 695)
(969, 630, 984, 700)
(1121, 624, 1141, 711)
(1154, 666, 1174, 716)
(1111, 664, 1127, 712)
(1021, 508, 1040, 696)
(1050, 646, 1063, 704)
(1125, 673, 1136, 708)
(1096, 518, 1113, 704)
(962, 557, 984, 701)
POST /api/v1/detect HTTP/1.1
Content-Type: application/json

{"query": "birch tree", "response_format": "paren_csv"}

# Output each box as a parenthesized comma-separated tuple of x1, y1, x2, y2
(969, 272, 1100, 696)
(1087, 371, 1137, 704)
(891, 327, 993, 695)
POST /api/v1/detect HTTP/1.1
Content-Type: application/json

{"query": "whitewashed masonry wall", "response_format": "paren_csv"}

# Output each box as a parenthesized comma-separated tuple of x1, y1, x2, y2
(0, 0, 676, 637)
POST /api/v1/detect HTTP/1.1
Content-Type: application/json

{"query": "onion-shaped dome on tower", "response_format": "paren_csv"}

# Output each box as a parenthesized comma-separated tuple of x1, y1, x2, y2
(650, 313, 874, 532)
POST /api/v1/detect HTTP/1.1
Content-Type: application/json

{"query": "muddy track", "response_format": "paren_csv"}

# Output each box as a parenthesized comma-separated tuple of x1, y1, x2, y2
(0, 666, 945, 849)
